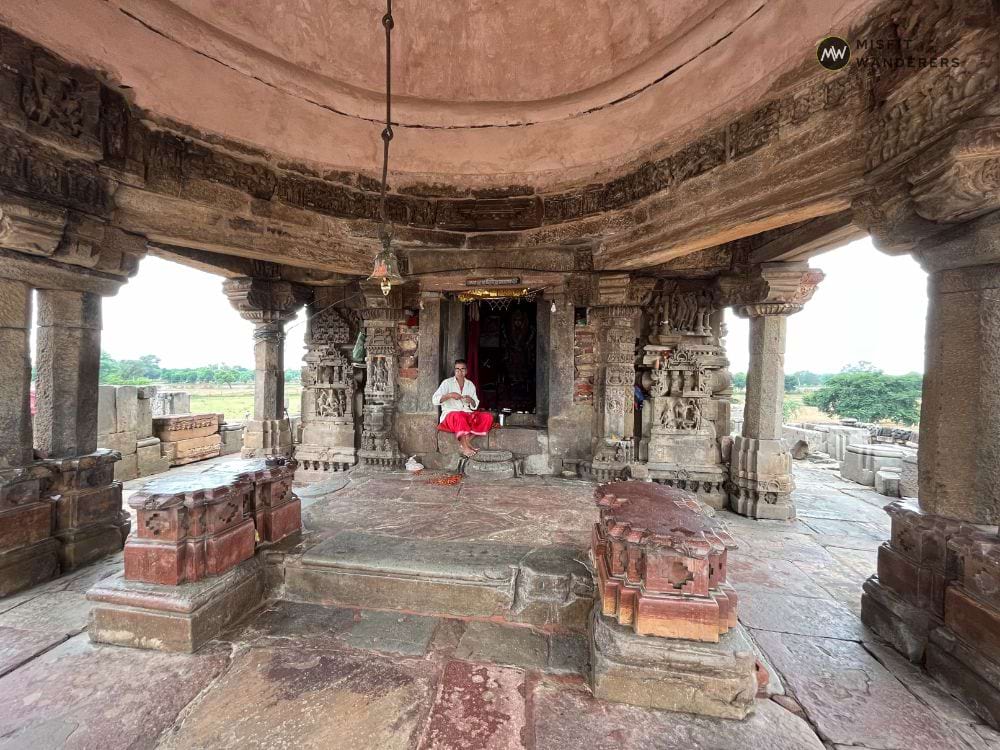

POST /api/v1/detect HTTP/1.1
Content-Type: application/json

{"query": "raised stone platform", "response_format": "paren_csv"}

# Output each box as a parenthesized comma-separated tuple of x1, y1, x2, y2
(590, 606, 758, 720)
(88, 556, 268, 652)
(284, 531, 594, 630)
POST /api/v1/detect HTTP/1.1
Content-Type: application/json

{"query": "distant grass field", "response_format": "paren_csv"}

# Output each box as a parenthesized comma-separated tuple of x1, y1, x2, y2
(732, 390, 835, 424)
(179, 385, 302, 422)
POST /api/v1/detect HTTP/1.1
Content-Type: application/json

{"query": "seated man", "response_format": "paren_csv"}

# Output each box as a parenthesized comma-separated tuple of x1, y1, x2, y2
(432, 359, 494, 457)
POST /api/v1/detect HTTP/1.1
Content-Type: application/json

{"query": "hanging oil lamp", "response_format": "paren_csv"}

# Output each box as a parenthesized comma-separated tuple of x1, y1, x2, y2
(366, 0, 403, 296)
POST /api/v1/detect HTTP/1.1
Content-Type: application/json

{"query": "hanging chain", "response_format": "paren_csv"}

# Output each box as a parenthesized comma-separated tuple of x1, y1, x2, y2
(377, 0, 394, 247)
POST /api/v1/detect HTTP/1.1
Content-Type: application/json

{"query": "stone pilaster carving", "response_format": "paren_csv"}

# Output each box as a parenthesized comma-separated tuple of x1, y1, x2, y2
(358, 285, 404, 470)
(223, 277, 311, 458)
(638, 281, 731, 508)
(588, 304, 639, 482)
(296, 304, 359, 482)
(722, 263, 823, 520)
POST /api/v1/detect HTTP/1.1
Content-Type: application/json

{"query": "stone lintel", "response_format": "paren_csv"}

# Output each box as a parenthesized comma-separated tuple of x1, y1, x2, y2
(0, 247, 125, 296)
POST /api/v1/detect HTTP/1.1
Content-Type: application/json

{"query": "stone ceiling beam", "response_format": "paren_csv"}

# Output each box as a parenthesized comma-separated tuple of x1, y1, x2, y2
(748, 210, 865, 265)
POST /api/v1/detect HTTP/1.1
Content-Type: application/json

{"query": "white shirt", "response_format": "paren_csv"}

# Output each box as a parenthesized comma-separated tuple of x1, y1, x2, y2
(432, 377, 480, 423)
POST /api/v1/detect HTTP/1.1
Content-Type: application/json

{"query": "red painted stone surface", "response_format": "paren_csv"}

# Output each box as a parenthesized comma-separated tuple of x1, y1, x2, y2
(593, 480, 737, 642)
(418, 660, 525, 750)
(124, 457, 300, 585)
(0, 503, 52, 550)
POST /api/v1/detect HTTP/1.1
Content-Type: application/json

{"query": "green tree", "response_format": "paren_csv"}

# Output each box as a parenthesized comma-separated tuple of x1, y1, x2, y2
(732, 372, 747, 390)
(794, 370, 821, 387)
(804, 370, 922, 425)
(784, 373, 799, 393)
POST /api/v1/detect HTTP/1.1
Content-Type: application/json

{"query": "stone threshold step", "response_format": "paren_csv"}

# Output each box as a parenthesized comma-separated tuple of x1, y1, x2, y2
(282, 531, 595, 631)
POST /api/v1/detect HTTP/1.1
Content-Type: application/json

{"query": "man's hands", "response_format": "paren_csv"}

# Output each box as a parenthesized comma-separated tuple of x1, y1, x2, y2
(445, 392, 475, 408)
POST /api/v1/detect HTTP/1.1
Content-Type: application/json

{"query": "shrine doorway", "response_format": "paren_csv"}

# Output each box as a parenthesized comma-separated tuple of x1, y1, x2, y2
(466, 299, 537, 413)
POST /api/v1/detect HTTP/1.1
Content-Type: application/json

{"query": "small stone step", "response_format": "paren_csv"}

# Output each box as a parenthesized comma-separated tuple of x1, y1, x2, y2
(283, 531, 594, 630)
(463, 449, 517, 480)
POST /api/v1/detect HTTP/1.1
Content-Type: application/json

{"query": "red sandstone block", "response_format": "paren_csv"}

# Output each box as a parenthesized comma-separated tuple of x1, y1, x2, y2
(53, 484, 122, 531)
(944, 585, 1000, 666)
(635, 595, 723, 642)
(877, 543, 945, 616)
(0, 477, 41, 512)
(263, 498, 301, 543)
(0, 503, 53, 551)
(204, 494, 249, 536)
(617, 586, 637, 626)
(124, 538, 188, 586)
(135, 507, 185, 542)
(205, 520, 255, 576)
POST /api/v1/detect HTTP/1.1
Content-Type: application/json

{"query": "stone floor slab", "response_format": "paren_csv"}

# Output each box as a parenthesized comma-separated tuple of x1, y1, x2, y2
(455, 621, 548, 671)
(0, 626, 68, 677)
(728, 556, 831, 598)
(0, 634, 230, 750)
(531, 681, 826, 750)
(340, 609, 440, 656)
(159, 645, 437, 750)
(0, 590, 92, 636)
(752, 630, 966, 749)
(739, 591, 865, 640)
(417, 660, 526, 750)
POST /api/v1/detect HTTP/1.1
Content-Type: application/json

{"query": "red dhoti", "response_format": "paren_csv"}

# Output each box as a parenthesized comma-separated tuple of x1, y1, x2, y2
(439, 411, 494, 438)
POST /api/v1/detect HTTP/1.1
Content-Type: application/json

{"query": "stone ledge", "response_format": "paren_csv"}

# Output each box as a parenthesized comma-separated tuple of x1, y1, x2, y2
(284, 532, 593, 630)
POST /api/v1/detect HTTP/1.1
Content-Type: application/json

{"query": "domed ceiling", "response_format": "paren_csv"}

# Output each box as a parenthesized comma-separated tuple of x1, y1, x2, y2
(0, 0, 880, 193)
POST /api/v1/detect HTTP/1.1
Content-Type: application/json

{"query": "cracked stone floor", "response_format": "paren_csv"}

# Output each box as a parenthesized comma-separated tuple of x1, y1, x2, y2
(1, 457, 998, 750)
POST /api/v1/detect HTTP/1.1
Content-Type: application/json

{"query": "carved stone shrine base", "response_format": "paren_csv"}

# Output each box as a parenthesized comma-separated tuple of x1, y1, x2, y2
(87, 556, 268, 652)
(590, 607, 758, 720)
(295, 421, 357, 483)
(649, 469, 729, 510)
(463, 449, 517, 481)
(646, 429, 729, 509)
(861, 501, 1000, 728)
(242, 418, 293, 459)
(728, 436, 795, 520)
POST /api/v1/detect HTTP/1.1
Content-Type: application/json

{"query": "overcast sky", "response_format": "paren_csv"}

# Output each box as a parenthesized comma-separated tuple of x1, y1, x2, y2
(91, 237, 927, 375)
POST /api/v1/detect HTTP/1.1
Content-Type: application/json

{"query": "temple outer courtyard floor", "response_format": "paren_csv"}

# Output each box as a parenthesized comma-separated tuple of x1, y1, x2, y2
(0, 458, 998, 750)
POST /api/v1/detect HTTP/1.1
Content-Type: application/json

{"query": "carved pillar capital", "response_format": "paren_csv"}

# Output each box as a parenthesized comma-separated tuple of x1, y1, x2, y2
(594, 273, 656, 307)
(720, 262, 824, 318)
(223, 277, 312, 325)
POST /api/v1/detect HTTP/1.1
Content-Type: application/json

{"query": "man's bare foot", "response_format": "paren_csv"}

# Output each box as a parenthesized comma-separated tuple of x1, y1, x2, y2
(460, 447, 476, 458)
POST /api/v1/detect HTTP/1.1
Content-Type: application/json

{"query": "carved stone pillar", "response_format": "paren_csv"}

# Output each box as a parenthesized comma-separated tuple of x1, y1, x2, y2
(34, 290, 102, 458)
(861, 217, 1000, 728)
(0, 279, 34, 469)
(724, 262, 823, 520)
(358, 285, 404, 470)
(296, 288, 359, 482)
(224, 277, 310, 459)
(584, 275, 654, 481)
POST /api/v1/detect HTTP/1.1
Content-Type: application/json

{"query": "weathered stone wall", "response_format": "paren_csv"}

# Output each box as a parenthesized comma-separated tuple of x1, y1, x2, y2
(573, 322, 596, 404)
(97, 385, 169, 480)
